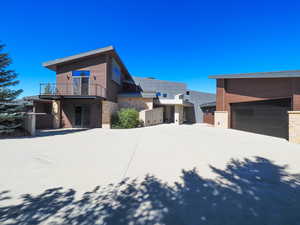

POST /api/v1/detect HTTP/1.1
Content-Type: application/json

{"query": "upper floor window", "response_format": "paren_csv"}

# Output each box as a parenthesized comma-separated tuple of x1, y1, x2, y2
(112, 58, 122, 85)
(72, 71, 90, 95)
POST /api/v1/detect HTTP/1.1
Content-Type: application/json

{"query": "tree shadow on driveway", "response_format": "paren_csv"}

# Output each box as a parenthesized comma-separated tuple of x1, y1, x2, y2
(1, 157, 300, 225)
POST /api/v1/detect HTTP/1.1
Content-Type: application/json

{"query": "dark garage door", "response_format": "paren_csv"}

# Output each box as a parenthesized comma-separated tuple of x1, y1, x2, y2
(231, 98, 291, 139)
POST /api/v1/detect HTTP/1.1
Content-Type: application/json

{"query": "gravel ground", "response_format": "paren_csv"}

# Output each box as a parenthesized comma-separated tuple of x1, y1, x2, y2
(1, 123, 300, 204)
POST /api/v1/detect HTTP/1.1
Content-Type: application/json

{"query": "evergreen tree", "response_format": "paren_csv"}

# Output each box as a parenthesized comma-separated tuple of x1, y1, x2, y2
(0, 43, 24, 134)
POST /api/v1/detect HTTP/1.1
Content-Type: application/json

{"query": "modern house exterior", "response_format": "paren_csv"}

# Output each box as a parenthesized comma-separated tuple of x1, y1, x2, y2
(38, 46, 215, 129)
(209, 70, 300, 143)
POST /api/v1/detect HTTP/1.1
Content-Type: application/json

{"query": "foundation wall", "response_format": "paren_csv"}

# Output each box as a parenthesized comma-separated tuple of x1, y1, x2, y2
(288, 111, 300, 144)
(102, 100, 119, 129)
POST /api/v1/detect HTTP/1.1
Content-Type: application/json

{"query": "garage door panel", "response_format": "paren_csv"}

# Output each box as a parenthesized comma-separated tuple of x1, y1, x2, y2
(231, 99, 291, 139)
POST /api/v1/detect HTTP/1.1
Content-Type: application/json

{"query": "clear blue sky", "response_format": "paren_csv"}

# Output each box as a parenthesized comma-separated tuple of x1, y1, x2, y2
(2, 0, 300, 98)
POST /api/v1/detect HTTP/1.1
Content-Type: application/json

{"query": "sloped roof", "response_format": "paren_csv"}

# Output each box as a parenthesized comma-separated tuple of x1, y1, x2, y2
(200, 101, 216, 108)
(43, 46, 114, 70)
(209, 70, 300, 79)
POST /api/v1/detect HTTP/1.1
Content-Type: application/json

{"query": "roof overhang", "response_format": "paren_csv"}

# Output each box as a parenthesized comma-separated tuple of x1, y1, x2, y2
(208, 70, 300, 79)
(118, 92, 156, 98)
(42, 45, 133, 81)
(200, 101, 216, 108)
(43, 46, 114, 71)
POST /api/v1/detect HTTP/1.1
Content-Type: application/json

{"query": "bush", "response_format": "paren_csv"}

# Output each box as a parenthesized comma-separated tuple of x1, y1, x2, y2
(111, 108, 140, 129)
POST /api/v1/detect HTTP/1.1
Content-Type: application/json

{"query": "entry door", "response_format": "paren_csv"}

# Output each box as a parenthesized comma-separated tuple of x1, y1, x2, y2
(75, 106, 82, 127)
(74, 106, 90, 128)
(73, 77, 89, 95)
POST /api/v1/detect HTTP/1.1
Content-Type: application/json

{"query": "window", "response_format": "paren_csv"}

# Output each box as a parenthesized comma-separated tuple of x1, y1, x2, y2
(163, 93, 167, 97)
(186, 91, 190, 95)
(71, 70, 90, 95)
(72, 70, 90, 76)
(112, 58, 122, 85)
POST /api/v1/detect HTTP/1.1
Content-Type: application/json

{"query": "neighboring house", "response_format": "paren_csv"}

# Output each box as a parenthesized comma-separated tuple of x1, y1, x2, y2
(128, 77, 215, 123)
(39, 46, 215, 129)
(200, 101, 216, 125)
(209, 70, 300, 143)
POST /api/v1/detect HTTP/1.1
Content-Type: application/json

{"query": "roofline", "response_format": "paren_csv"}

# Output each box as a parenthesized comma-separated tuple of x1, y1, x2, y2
(208, 70, 300, 79)
(42, 45, 133, 80)
(133, 76, 186, 85)
(200, 101, 216, 108)
(42, 46, 114, 70)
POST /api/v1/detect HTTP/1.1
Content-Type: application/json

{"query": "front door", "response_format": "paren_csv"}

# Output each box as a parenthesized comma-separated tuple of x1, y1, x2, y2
(74, 106, 90, 128)
(75, 106, 83, 127)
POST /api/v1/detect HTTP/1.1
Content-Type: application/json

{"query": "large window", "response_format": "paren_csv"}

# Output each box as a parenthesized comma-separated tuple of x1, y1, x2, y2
(72, 70, 90, 95)
(112, 58, 121, 85)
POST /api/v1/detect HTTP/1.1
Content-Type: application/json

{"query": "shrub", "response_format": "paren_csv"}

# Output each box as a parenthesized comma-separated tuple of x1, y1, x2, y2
(111, 108, 140, 129)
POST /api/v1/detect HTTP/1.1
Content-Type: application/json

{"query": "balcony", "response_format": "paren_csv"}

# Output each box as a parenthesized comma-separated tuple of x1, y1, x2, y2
(39, 83, 106, 99)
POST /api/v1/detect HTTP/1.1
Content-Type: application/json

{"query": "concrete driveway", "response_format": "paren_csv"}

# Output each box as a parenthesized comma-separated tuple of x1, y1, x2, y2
(1, 124, 300, 203)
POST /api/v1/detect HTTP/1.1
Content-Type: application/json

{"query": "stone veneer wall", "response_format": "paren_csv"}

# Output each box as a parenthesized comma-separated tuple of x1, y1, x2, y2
(288, 111, 300, 143)
(118, 97, 153, 111)
(102, 100, 119, 129)
(214, 111, 229, 128)
(52, 100, 61, 129)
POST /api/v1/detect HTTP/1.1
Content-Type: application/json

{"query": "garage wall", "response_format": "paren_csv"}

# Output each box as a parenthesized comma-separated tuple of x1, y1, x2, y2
(216, 77, 300, 127)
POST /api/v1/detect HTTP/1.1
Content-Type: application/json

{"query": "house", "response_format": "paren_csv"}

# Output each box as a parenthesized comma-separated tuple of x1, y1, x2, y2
(209, 70, 300, 143)
(39, 46, 215, 129)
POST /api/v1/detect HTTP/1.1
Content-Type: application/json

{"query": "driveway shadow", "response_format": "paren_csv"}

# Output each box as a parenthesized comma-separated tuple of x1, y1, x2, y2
(1, 128, 90, 139)
(35, 128, 89, 137)
(1, 157, 300, 225)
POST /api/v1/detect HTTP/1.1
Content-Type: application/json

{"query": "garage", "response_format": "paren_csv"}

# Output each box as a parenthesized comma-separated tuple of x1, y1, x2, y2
(231, 98, 291, 139)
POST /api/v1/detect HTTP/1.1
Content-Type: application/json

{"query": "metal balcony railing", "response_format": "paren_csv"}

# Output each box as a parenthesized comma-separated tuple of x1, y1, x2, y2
(40, 83, 107, 98)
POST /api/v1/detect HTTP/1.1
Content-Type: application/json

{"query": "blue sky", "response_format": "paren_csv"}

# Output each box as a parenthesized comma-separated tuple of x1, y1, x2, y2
(2, 0, 300, 97)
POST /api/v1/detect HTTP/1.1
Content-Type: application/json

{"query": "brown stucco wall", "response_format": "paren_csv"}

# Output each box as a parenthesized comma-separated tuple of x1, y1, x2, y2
(56, 55, 107, 95)
(60, 99, 102, 128)
(106, 56, 122, 102)
(217, 78, 300, 110)
(55, 54, 128, 102)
